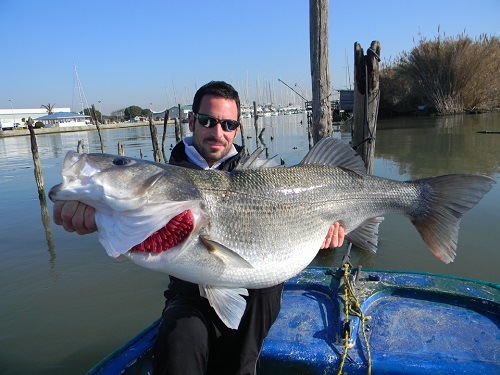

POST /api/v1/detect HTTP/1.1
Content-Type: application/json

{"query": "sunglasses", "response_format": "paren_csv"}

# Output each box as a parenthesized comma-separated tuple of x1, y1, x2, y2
(193, 112, 240, 132)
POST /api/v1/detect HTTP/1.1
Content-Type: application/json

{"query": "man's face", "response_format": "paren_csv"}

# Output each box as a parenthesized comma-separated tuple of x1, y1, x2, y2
(189, 95, 239, 167)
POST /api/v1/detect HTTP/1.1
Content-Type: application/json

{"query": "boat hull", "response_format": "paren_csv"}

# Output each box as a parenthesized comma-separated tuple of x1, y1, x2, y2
(87, 267, 500, 374)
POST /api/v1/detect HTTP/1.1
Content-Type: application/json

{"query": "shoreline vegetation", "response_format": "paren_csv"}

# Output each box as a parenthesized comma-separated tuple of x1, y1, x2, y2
(379, 33, 499, 116)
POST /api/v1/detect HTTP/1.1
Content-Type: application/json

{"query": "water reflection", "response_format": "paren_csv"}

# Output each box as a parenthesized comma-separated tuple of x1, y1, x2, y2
(40, 194, 56, 267)
(376, 113, 500, 178)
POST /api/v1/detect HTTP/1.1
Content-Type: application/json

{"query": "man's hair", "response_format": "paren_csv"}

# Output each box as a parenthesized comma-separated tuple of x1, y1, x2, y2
(192, 81, 241, 119)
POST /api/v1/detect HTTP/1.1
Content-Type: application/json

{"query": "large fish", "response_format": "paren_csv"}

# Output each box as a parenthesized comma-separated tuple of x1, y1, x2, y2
(49, 138, 495, 328)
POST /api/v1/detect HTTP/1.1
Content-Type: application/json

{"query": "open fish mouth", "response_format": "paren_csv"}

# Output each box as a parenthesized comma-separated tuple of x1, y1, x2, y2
(130, 210, 194, 253)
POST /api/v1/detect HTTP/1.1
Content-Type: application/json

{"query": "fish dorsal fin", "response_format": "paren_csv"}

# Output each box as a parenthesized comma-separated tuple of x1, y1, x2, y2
(345, 217, 385, 252)
(236, 148, 282, 169)
(299, 137, 367, 175)
(200, 236, 253, 268)
(199, 285, 249, 329)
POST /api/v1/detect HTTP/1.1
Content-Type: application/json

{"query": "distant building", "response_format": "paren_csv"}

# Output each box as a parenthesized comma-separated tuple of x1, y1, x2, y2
(339, 90, 354, 112)
(36, 112, 91, 127)
(0, 107, 70, 130)
(164, 105, 193, 122)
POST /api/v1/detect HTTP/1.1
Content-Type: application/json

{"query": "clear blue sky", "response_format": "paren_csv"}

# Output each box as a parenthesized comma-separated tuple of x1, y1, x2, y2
(1, 0, 498, 115)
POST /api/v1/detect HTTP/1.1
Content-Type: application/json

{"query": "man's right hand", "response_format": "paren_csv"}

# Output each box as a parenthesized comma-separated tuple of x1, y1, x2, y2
(53, 200, 97, 235)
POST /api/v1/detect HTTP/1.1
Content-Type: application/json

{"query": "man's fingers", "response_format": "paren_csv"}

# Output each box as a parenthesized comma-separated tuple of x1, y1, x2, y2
(53, 201, 97, 234)
(52, 201, 65, 226)
(320, 224, 335, 249)
(337, 225, 345, 247)
(81, 205, 97, 234)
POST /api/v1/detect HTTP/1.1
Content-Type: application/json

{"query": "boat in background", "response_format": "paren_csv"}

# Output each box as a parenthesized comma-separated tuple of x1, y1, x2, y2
(86, 266, 499, 374)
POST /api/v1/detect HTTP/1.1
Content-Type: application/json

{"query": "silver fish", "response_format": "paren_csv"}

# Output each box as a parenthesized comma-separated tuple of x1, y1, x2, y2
(49, 138, 495, 328)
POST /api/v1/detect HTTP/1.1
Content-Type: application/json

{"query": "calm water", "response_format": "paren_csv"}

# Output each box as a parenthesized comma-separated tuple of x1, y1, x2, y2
(1, 112, 499, 374)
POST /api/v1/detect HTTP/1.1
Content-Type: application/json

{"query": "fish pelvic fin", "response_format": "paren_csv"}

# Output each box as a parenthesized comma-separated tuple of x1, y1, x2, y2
(299, 137, 367, 175)
(200, 236, 254, 268)
(345, 217, 385, 252)
(199, 285, 249, 329)
(410, 174, 495, 263)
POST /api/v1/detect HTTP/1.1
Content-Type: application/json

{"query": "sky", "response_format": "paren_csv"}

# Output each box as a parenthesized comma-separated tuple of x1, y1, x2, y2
(1, 0, 498, 115)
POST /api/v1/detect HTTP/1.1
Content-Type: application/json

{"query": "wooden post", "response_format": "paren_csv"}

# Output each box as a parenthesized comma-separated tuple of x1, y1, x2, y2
(26, 117, 55, 262)
(162, 109, 170, 163)
(92, 104, 105, 153)
(149, 114, 162, 163)
(253, 101, 259, 142)
(352, 41, 381, 174)
(309, 0, 332, 144)
(27, 118, 45, 199)
(77, 139, 85, 153)
(117, 140, 124, 156)
(176, 104, 183, 142)
(174, 118, 182, 144)
(239, 114, 246, 152)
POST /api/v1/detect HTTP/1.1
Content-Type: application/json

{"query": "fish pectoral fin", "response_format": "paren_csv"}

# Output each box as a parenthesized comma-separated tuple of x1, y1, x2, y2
(199, 285, 249, 329)
(235, 148, 283, 169)
(200, 236, 253, 268)
(345, 217, 385, 253)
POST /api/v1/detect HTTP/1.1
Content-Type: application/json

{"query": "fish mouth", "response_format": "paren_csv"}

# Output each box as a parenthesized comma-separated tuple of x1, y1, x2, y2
(130, 210, 194, 253)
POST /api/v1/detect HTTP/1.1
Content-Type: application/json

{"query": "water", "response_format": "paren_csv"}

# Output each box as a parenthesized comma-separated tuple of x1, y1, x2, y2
(0, 112, 499, 374)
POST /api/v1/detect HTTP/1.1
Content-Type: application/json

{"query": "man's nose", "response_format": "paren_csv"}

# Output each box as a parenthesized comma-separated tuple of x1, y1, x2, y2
(212, 121, 225, 136)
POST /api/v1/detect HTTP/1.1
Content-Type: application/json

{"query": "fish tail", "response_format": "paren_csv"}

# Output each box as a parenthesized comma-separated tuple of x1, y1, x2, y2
(410, 174, 495, 263)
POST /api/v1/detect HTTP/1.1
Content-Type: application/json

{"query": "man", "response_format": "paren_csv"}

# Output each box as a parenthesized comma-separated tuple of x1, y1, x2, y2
(53, 81, 344, 374)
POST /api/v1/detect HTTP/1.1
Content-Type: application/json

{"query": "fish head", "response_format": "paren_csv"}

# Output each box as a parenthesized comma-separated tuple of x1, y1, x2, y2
(50, 151, 204, 258)
(49, 151, 199, 211)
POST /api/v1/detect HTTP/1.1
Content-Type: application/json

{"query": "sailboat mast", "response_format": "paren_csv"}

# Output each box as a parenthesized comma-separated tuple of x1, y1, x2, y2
(73, 64, 90, 114)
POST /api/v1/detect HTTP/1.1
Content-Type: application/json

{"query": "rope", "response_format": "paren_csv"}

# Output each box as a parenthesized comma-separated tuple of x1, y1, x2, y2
(336, 261, 372, 375)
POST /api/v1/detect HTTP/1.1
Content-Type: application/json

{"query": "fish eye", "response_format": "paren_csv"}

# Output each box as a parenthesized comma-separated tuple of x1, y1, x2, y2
(113, 157, 131, 166)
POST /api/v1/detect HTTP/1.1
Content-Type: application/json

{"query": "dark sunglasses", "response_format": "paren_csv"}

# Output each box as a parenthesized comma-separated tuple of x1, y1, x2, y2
(193, 112, 240, 132)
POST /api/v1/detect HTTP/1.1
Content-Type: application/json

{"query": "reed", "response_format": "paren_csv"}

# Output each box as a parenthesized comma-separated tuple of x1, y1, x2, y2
(380, 33, 499, 115)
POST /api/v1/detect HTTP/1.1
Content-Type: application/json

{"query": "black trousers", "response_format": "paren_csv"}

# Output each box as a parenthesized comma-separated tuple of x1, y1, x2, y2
(152, 278, 283, 375)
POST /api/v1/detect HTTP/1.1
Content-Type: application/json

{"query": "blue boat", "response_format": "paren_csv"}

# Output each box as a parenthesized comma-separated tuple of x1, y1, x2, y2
(87, 266, 500, 374)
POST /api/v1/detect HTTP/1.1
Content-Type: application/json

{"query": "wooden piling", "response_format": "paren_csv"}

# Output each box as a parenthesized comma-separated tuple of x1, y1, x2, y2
(148, 114, 162, 163)
(162, 109, 170, 163)
(27, 118, 45, 200)
(117, 140, 124, 156)
(309, 0, 332, 144)
(174, 118, 182, 144)
(352, 41, 381, 174)
(239, 115, 246, 152)
(253, 101, 259, 142)
(91, 104, 105, 153)
(77, 139, 85, 153)
(27, 116, 55, 262)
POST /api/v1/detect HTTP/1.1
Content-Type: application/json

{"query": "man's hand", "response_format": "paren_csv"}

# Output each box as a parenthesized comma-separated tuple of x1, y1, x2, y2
(53, 200, 97, 235)
(321, 222, 345, 249)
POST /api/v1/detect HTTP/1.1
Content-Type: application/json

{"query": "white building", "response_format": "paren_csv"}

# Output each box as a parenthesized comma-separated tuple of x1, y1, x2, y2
(36, 112, 91, 128)
(0, 107, 70, 130)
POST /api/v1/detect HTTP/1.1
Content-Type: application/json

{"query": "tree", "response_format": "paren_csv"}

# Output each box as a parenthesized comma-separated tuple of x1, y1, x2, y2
(124, 105, 143, 120)
(142, 108, 153, 117)
(83, 108, 102, 122)
(41, 103, 55, 114)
